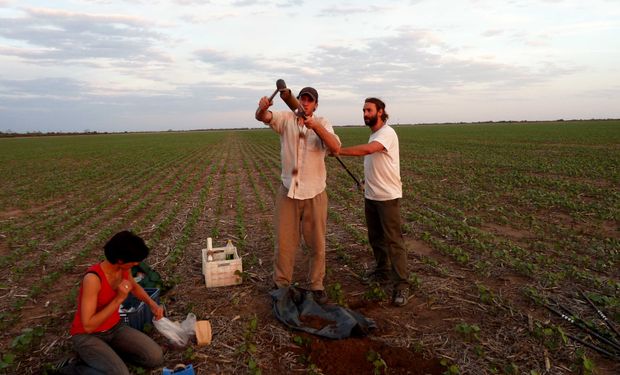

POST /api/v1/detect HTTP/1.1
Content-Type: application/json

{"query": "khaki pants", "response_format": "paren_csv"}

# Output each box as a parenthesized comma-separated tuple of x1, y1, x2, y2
(365, 198, 409, 290)
(273, 185, 327, 291)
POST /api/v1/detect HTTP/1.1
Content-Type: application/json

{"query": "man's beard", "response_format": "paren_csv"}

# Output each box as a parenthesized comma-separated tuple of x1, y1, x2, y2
(364, 114, 378, 127)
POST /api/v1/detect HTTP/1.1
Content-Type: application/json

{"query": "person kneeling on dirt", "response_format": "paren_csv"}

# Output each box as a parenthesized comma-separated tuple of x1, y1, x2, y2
(335, 98, 410, 307)
(58, 230, 164, 374)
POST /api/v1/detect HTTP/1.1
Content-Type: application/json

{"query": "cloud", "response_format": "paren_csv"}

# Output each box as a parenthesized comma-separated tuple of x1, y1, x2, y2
(0, 42, 607, 133)
(482, 29, 504, 37)
(194, 48, 268, 71)
(180, 25, 581, 107)
(277, 0, 304, 7)
(296, 26, 577, 98)
(2, 1, 616, 132)
(231, 0, 260, 6)
(0, 77, 86, 99)
(579, 86, 620, 99)
(0, 7, 170, 65)
(192, 46, 334, 91)
(181, 12, 238, 23)
(0, 76, 268, 132)
(171, 0, 213, 4)
(318, 4, 392, 17)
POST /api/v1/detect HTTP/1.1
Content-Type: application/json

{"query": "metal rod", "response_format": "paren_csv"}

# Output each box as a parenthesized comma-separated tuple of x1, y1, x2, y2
(580, 290, 620, 344)
(529, 295, 620, 359)
(334, 156, 362, 189)
(565, 332, 620, 360)
(548, 298, 620, 352)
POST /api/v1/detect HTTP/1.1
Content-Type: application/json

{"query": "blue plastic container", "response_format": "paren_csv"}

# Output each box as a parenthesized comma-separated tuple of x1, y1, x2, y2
(119, 287, 160, 331)
(163, 364, 195, 375)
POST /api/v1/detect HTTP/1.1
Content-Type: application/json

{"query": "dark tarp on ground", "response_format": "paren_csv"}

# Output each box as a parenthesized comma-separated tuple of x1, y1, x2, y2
(270, 286, 377, 339)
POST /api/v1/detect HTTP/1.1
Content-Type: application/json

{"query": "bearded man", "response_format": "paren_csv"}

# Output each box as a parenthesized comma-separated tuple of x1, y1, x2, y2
(336, 97, 410, 306)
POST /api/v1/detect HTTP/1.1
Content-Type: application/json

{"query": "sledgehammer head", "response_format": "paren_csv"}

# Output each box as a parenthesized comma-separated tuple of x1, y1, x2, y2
(268, 79, 287, 102)
(276, 79, 286, 91)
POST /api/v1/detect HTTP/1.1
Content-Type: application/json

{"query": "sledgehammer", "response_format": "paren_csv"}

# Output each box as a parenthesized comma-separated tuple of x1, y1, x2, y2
(279, 83, 363, 191)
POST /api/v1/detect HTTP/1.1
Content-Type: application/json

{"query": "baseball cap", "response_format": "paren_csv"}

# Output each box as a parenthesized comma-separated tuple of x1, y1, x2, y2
(297, 87, 318, 102)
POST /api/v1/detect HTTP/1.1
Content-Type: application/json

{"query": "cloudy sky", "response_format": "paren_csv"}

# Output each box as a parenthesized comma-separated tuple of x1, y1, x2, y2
(0, 0, 618, 133)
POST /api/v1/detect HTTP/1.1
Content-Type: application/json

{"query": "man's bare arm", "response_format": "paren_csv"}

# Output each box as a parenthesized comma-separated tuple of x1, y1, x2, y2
(338, 141, 384, 156)
(312, 124, 341, 154)
(255, 96, 273, 123)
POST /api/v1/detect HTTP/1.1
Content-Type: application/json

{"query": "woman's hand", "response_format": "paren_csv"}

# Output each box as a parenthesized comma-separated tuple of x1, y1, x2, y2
(149, 302, 164, 320)
(116, 279, 132, 301)
(127, 276, 164, 320)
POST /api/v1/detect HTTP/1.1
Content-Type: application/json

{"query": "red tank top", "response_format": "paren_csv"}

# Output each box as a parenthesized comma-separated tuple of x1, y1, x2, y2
(70, 263, 129, 335)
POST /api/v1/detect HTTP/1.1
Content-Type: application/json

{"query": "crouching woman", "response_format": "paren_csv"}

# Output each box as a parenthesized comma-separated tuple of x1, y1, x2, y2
(61, 230, 164, 374)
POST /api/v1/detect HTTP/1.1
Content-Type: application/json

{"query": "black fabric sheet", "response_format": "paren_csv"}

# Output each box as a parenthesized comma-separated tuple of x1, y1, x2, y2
(270, 286, 376, 339)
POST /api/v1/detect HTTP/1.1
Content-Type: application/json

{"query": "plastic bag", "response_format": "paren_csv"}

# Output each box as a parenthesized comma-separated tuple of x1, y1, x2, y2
(153, 313, 196, 346)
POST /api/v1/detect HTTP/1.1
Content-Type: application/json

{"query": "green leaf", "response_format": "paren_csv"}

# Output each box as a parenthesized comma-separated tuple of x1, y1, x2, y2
(583, 357, 594, 371)
(2, 353, 16, 365)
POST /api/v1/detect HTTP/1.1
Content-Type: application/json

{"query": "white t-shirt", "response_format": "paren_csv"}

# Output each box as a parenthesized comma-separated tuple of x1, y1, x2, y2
(364, 125, 402, 201)
(268, 111, 341, 200)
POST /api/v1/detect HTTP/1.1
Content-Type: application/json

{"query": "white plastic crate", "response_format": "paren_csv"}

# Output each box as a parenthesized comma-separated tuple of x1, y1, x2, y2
(201, 238, 243, 288)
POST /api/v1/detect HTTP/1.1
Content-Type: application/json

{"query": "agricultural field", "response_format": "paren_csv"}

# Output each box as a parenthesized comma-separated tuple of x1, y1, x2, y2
(0, 120, 619, 374)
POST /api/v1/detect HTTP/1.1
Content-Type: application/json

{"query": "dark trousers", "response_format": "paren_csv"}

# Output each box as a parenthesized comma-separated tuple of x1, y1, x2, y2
(365, 198, 409, 290)
(61, 323, 162, 375)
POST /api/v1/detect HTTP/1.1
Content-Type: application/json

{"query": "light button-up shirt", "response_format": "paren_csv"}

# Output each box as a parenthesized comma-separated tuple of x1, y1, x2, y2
(268, 111, 340, 200)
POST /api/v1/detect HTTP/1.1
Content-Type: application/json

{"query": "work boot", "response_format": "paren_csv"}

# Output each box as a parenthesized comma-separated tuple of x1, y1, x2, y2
(392, 288, 409, 307)
(361, 270, 389, 285)
(311, 290, 328, 305)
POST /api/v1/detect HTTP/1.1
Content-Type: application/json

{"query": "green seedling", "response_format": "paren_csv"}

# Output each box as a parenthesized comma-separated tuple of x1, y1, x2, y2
(503, 363, 519, 375)
(440, 358, 459, 375)
(575, 349, 595, 375)
(477, 284, 495, 305)
(408, 272, 421, 290)
(366, 350, 387, 375)
(0, 353, 16, 370)
(237, 315, 261, 374)
(183, 346, 196, 361)
(364, 282, 388, 302)
(10, 327, 45, 352)
(455, 322, 480, 342)
(326, 282, 346, 306)
(248, 357, 262, 375)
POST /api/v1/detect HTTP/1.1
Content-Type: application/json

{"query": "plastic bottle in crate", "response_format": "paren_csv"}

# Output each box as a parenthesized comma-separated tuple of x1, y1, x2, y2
(225, 239, 235, 260)
(206, 237, 213, 262)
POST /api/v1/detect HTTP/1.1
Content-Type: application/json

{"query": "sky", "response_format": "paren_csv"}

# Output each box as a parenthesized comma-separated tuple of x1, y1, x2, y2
(0, 0, 619, 133)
